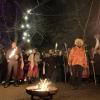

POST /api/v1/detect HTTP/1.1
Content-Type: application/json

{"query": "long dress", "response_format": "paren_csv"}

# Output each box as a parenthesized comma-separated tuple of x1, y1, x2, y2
(27, 53, 40, 78)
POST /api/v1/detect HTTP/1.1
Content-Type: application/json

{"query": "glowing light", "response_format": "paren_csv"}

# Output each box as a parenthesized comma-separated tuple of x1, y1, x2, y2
(24, 15, 28, 21)
(27, 39, 30, 43)
(22, 36, 26, 40)
(23, 32, 28, 36)
(21, 8, 32, 42)
(55, 42, 58, 50)
(26, 79, 52, 91)
(26, 78, 58, 95)
(26, 24, 30, 29)
(9, 48, 17, 58)
(21, 24, 25, 29)
(37, 79, 51, 91)
(28, 49, 32, 54)
(64, 42, 67, 48)
(28, 34, 30, 37)
(27, 9, 32, 14)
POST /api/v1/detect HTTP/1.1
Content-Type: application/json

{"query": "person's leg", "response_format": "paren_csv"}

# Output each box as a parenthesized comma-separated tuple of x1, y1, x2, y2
(4, 63, 12, 87)
(27, 66, 33, 84)
(0, 64, 3, 83)
(23, 64, 29, 81)
(70, 65, 83, 89)
(2, 60, 7, 82)
(32, 65, 39, 83)
(70, 66, 77, 88)
(13, 62, 19, 86)
(76, 65, 83, 87)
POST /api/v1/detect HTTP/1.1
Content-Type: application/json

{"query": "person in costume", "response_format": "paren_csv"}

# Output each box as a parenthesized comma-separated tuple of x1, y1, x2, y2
(68, 38, 88, 89)
(27, 48, 40, 83)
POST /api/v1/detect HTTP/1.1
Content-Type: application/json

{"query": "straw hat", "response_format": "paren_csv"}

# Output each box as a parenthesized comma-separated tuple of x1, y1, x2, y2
(74, 38, 84, 46)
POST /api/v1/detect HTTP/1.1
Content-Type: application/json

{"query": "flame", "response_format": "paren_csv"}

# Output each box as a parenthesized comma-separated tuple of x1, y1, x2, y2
(55, 42, 58, 50)
(26, 79, 52, 91)
(36, 79, 51, 91)
(9, 48, 17, 58)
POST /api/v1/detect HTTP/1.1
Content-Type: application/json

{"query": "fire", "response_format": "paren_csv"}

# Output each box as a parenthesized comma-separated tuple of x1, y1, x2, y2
(26, 79, 58, 100)
(55, 42, 58, 50)
(9, 48, 17, 58)
(36, 79, 51, 91)
(26, 79, 53, 92)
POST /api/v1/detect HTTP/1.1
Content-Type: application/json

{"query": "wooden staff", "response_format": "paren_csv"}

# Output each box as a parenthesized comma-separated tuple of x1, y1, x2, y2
(91, 60, 97, 85)
(64, 42, 69, 84)
(91, 35, 100, 85)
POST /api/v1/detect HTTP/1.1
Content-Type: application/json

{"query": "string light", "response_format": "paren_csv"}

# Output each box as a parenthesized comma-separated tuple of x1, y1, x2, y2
(24, 15, 28, 21)
(27, 39, 30, 43)
(28, 34, 30, 37)
(22, 36, 26, 40)
(23, 32, 28, 36)
(21, 24, 25, 29)
(27, 9, 32, 14)
(26, 24, 30, 29)
(21, 9, 32, 43)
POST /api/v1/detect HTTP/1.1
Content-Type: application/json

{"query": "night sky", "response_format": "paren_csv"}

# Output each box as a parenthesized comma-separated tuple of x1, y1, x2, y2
(0, 0, 100, 49)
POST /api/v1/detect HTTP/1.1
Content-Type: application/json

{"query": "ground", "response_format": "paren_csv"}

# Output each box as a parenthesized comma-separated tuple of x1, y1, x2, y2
(0, 82, 100, 100)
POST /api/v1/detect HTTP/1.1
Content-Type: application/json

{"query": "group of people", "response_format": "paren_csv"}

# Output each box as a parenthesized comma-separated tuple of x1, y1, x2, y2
(0, 41, 66, 88)
(0, 35, 100, 89)
(67, 35, 100, 89)
(4, 42, 41, 87)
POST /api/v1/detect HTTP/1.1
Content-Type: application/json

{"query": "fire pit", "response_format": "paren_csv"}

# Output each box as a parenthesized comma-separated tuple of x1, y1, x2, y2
(26, 79, 58, 100)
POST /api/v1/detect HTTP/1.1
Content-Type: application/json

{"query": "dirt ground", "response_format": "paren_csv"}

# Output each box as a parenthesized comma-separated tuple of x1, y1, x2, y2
(0, 82, 100, 100)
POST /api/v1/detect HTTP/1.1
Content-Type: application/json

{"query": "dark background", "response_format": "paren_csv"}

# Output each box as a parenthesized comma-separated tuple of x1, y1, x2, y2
(0, 0, 100, 49)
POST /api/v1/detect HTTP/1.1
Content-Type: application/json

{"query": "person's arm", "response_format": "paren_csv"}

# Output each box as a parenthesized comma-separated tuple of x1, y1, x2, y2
(68, 48, 74, 66)
(83, 49, 88, 68)
(15, 48, 20, 60)
(28, 54, 32, 62)
(68, 48, 74, 76)
(94, 35, 100, 52)
(95, 38, 99, 50)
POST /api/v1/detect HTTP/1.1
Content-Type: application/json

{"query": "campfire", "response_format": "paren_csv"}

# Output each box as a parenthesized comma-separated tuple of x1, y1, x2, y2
(26, 79, 58, 100)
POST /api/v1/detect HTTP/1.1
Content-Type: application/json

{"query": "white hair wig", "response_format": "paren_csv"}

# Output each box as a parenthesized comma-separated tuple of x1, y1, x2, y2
(74, 38, 84, 46)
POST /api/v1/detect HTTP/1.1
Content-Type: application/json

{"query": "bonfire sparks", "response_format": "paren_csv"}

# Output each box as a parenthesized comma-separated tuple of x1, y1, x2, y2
(26, 79, 54, 92)
(26, 79, 58, 100)
(36, 79, 51, 91)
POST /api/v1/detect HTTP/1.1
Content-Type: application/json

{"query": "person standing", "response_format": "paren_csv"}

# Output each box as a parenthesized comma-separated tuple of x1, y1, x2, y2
(68, 38, 88, 89)
(27, 48, 40, 83)
(92, 35, 100, 83)
(45, 49, 57, 82)
(0, 44, 6, 83)
(4, 42, 20, 88)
